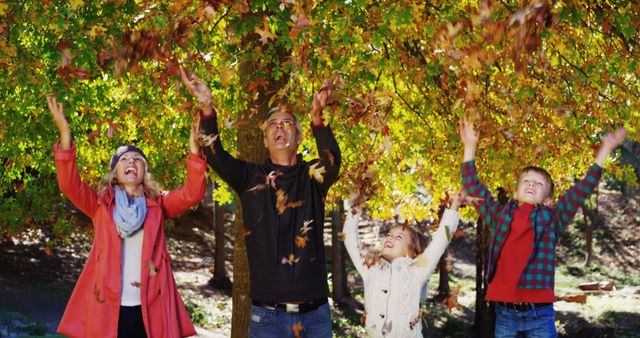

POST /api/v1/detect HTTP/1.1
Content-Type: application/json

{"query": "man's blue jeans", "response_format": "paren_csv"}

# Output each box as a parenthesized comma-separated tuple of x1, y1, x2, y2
(495, 303, 557, 338)
(248, 303, 332, 338)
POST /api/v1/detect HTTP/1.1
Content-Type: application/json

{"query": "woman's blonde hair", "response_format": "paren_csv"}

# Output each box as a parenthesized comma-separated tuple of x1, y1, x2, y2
(98, 165, 162, 198)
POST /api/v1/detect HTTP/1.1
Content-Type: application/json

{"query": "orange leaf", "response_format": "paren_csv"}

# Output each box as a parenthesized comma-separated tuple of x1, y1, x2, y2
(308, 162, 326, 183)
(291, 322, 304, 338)
(255, 17, 276, 45)
(281, 253, 300, 265)
(242, 228, 252, 237)
(295, 235, 309, 248)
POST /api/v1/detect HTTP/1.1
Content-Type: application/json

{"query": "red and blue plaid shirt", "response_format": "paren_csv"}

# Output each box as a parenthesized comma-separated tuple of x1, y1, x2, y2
(462, 161, 602, 289)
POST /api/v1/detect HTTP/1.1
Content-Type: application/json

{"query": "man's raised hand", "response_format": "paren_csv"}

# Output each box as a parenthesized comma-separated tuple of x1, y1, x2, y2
(311, 80, 333, 126)
(179, 67, 213, 116)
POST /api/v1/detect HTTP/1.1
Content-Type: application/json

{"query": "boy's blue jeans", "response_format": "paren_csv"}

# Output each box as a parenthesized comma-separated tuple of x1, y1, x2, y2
(248, 303, 332, 338)
(495, 303, 558, 338)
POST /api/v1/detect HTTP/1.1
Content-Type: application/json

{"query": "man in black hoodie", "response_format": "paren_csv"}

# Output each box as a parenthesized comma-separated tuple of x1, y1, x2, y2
(181, 68, 340, 338)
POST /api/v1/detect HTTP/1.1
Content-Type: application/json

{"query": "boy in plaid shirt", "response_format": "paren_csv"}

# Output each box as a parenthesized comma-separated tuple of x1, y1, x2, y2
(460, 117, 626, 338)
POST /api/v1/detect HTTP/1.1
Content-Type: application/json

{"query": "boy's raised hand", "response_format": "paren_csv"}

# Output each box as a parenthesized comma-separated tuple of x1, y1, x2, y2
(595, 127, 627, 167)
(460, 116, 479, 161)
(47, 95, 71, 150)
(180, 67, 213, 116)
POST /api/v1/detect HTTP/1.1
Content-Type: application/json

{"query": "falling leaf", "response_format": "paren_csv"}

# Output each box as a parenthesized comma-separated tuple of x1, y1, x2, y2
(445, 226, 451, 241)
(454, 229, 465, 239)
(69, 0, 83, 10)
(148, 260, 158, 276)
(255, 17, 276, 45)
(242, 228, 252, 237)
(199, 133, 218, 147)
(43, 247, 53, 255)
(131, 281, 142, 288)
(295, 235, 309, 248)
(281, 253, 300, 265)
(299, 219, 313, 235)
(443, 287, 461, 311)
(248, 170, 280, 192)
(323, 149, 335, 166)
(291, 321, 304, 338)
(337, 231, 345, 241)
(275, 189, 304, 214)
(308, 162, 326, 183)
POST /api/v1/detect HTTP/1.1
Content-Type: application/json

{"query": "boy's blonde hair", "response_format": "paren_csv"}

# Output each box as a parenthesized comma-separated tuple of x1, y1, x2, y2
(518, 166, 555, 198)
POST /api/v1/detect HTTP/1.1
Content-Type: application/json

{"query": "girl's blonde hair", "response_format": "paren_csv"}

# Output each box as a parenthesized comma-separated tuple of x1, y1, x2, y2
(98, 165, 162, 198)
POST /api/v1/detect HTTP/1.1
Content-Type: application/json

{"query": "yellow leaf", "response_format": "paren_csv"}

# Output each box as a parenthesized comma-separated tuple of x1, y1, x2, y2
(0, 2, 8, 16)
(70, 0, 84, 10)
(308, 162, 326, 183)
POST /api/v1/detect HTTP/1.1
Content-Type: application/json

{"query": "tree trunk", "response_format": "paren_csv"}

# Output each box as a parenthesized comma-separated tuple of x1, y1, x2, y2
(434, 205, 450, 301)
(435, 248, 451, 299)
(471, 187, 507, 337)
(209, 181, 232, 289)
(331, 200, 350, 304)
(231, 12, 291, 337)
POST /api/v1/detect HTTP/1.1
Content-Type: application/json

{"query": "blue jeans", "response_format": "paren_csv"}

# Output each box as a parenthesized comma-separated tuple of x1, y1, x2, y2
(248, 303, 332, 338)
(495, 304, 557, 338)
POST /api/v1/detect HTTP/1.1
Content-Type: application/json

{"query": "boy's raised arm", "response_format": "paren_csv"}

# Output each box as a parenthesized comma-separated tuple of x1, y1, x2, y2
(460, 116, 479, 163)
(555, 127, 626, 233)
(459, 117, 502, 230)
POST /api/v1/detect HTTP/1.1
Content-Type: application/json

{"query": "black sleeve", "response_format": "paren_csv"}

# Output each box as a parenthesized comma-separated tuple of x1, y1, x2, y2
(200, 111, 254, 193)
(311, 124, 341, 196)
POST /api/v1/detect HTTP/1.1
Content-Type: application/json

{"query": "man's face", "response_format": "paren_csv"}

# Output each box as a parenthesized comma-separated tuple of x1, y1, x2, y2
(263, 111, 301, 153)
(516, 171, 551, 205)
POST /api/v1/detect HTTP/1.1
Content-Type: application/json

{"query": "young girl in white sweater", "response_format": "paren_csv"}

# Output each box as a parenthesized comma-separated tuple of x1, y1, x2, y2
(343, 191, 464, 338)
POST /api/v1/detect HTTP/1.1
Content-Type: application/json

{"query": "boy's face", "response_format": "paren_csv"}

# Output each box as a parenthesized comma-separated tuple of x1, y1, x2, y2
(381, 226, 415, 261)
(516, 171, 551, 205)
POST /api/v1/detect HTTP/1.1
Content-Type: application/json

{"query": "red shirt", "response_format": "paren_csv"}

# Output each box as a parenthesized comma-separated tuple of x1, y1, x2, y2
(486, 203, 555, 302)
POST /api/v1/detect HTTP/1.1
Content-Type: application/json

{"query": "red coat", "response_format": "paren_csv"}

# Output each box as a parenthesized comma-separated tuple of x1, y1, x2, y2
(54, 144, 204, 338)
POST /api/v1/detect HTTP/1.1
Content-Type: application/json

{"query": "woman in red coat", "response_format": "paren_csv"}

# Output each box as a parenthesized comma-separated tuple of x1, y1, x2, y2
(47, 96, 205, 338)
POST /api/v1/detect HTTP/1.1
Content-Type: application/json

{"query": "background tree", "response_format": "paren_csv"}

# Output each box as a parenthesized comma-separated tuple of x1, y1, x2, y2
(1, 0, 639, 334)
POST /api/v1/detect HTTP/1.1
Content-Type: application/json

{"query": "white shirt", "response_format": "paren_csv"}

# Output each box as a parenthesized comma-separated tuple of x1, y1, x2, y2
(121, 229, 144, 306)
(344, 206, 459, 338)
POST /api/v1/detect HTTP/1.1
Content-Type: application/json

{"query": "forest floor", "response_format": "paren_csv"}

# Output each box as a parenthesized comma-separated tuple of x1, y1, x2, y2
(0, 187, 639, 337)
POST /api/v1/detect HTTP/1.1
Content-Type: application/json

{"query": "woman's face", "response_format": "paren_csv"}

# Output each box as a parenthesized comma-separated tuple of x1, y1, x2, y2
(114, 151, 146, 188)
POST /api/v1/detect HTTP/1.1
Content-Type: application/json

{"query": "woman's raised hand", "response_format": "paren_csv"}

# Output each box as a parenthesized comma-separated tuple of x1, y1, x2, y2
(47, 95, 71, 149)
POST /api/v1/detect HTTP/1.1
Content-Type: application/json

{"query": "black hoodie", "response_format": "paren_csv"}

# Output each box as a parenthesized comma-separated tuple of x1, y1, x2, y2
(200, 112, 341, 302)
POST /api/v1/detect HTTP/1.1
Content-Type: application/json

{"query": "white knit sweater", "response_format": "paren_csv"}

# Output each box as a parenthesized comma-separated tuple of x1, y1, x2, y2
(343, 207, 460, 338)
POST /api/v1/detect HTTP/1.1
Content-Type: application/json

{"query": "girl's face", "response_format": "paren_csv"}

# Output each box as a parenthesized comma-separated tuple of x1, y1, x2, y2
(381, 226, 415, 261)
(115, 151, 145, 188)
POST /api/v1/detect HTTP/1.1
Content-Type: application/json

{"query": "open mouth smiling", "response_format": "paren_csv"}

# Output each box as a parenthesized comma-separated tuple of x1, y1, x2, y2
(125, 167, 137, 175)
